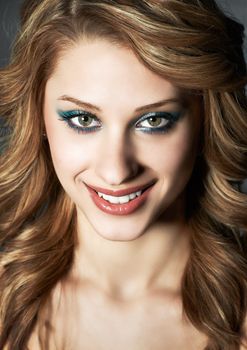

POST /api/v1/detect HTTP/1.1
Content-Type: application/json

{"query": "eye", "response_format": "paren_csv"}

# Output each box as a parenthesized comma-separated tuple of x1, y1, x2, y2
(69, 114, 99, 128)
(135, 111, 181, 134)
(57, 110, 101, 133)
(137, 116, 169, 128)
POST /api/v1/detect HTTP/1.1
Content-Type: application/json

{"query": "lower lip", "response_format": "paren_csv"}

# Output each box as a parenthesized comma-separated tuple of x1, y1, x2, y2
(85, 185, 154, 216)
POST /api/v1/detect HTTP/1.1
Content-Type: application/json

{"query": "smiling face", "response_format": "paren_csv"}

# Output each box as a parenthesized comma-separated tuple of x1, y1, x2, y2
(43, 39, 201, 241)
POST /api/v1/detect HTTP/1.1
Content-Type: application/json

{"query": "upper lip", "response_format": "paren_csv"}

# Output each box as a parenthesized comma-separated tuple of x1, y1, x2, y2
(85, 180, 156, 197)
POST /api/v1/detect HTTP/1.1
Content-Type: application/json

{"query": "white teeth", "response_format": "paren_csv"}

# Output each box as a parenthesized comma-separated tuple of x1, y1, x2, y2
(129, 193, 136, 200)
(97, 190, 142, 204)
(119, 195, 131, 204)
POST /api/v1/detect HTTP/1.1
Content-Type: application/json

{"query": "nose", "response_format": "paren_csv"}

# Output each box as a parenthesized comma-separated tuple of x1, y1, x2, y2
(94, 131, 141, 186)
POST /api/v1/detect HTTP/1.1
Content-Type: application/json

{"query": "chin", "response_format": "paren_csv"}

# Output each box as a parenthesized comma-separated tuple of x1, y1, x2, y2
(91, 221, 147, 242)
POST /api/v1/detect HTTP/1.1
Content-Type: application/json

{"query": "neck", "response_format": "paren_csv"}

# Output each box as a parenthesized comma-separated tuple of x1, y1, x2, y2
(70, 206, 191, 300)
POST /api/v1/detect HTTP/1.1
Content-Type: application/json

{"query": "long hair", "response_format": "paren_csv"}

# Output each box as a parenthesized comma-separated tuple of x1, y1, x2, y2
(0, 1, 247, 349)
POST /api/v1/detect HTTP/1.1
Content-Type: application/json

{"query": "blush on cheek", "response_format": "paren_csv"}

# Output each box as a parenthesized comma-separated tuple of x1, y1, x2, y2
(52, 148, 91, 174)
(154, 131, 198, 199)
(165, 135, 196, 169)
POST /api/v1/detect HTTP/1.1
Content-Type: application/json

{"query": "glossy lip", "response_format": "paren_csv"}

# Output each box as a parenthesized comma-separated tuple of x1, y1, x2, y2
(84, 180, 156, 197)
(85, 182, 155, 216)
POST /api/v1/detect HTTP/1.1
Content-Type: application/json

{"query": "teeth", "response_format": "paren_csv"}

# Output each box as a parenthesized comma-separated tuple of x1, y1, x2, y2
(97, 190, 142, 204)
(129, 193, 137, 200)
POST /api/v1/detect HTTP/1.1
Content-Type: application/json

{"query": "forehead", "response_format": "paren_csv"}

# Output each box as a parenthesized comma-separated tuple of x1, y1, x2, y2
(45, 38, 181, 111)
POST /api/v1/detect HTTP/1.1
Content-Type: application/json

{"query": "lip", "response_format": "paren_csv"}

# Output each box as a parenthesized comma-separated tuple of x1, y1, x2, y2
(85, 180, 156, 197)
(84, 181, 156, 216)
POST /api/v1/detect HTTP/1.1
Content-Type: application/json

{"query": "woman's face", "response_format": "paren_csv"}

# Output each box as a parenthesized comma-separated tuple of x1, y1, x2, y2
(44, 39, 201, 241)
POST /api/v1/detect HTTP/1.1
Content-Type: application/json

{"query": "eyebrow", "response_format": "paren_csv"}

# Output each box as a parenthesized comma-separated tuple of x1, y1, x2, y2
(57, 95, 182, 114)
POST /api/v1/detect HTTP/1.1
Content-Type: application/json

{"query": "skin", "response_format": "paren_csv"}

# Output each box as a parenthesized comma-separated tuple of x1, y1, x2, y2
(36, 38, 208, 349)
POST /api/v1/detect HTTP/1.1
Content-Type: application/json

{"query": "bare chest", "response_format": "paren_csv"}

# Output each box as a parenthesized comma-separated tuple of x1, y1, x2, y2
(32, 287, 208, 350)
(59, 312, 208, 350)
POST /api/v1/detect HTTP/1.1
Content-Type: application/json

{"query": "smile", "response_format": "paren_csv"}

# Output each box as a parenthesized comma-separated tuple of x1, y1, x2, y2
(97, 190, 142, 204)
(84, 181, 156, 216)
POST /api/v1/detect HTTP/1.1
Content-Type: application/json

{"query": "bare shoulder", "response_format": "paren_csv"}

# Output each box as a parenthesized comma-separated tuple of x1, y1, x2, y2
(27, 282, 62, 350)
(241, 338, 247, 350)
(240, 315, 247, 350)
(26, 327, 40, 350)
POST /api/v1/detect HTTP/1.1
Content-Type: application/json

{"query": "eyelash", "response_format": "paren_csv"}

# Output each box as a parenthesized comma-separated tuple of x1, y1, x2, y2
(57, 110, 182, 135)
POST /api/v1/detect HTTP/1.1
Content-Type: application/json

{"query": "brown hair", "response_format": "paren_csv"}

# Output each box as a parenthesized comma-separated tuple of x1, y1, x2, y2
(0, 1, 247, 349)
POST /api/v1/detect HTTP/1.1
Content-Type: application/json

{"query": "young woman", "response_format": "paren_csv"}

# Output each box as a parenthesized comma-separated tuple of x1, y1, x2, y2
(0, 0, 247, 349)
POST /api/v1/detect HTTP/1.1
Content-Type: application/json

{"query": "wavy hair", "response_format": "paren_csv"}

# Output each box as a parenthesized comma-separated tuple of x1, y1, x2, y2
(0, 0, 247, 349)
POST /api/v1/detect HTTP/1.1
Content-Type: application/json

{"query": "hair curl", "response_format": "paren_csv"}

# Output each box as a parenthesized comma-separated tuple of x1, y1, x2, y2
(0, 1, 247, 349)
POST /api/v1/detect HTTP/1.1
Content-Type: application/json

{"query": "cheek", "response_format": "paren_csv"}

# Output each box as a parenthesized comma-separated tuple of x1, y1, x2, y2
(147, 123, 198, 179)
(48, 136, 94, 179)
(44, 114, 93, 179)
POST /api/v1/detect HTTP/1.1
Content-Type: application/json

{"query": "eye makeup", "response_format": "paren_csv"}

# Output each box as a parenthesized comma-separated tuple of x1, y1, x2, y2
(57, 109, 183, 135)
(57, 109, 102, 134)
(134, 111, 182, 134)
